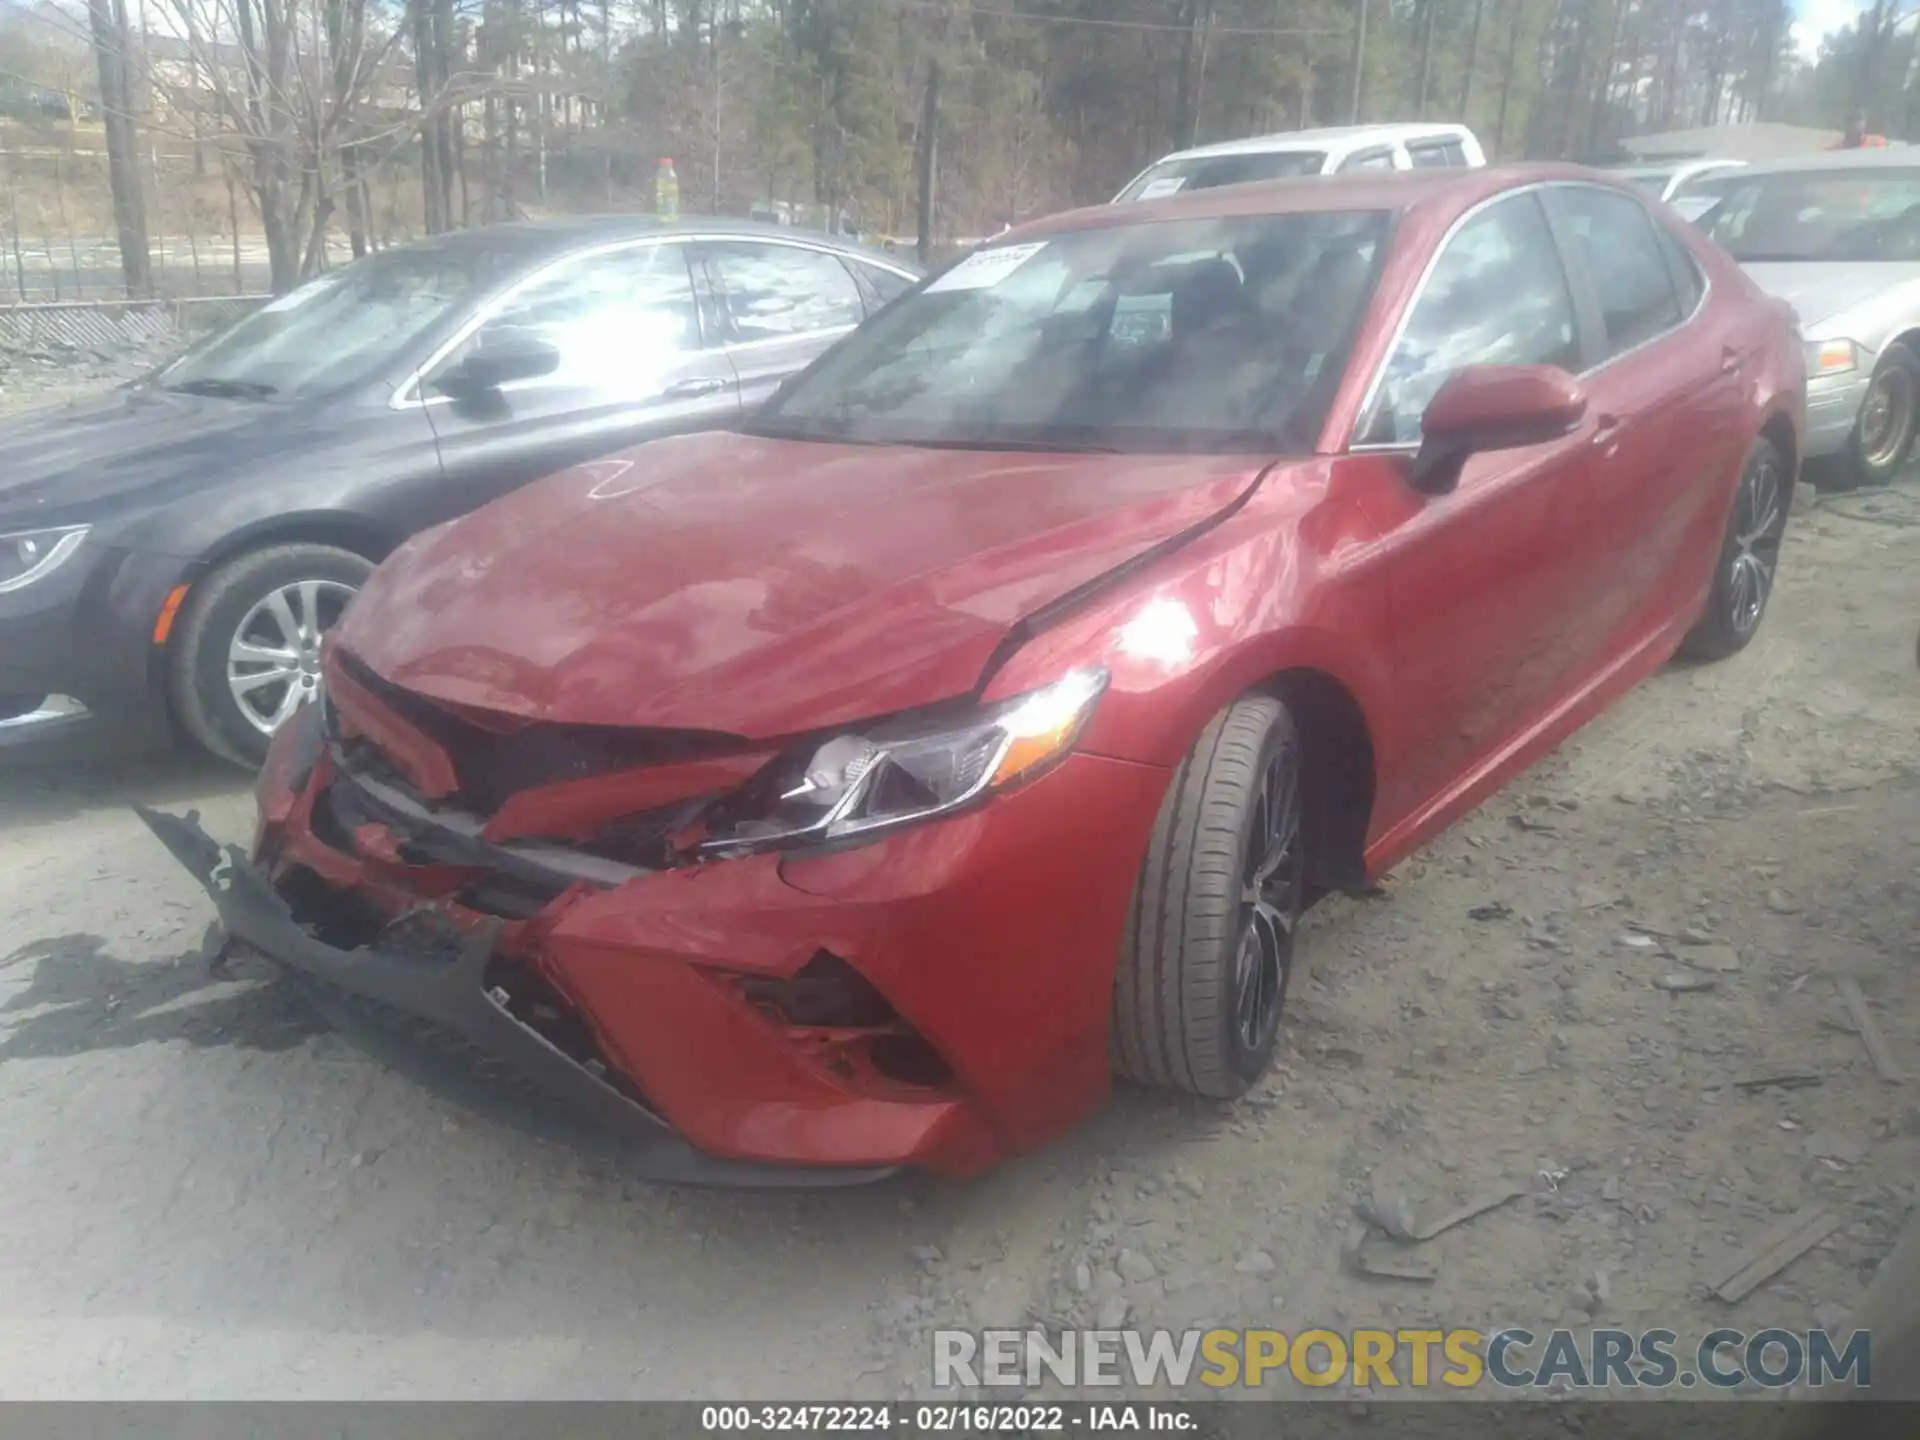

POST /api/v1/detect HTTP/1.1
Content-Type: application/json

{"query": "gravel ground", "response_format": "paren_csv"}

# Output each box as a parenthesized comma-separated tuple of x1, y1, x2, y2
(1, 364, 1915, 1399)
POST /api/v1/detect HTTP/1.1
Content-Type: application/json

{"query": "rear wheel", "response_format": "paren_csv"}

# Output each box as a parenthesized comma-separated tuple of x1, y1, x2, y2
(1112, 695, 1305, 1099)
(1681, 435, 1788, 662)
(168, 543, 371, 768)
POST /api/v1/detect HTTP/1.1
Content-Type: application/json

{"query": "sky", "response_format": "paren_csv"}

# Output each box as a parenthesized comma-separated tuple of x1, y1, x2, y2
(1792, 0, 1870, 62)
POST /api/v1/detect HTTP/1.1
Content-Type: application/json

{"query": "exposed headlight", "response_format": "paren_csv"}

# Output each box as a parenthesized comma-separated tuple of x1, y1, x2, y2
(0, 524, 88, 594)
(698, 667, 1109, 857)
(1805, 338, 1859, 378)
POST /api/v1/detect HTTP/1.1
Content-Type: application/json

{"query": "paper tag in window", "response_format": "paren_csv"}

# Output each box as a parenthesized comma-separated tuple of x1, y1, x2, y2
(926, 242, 1049, 293)
(1133, 176, 1188, 201)
(262, 276, 341, 313)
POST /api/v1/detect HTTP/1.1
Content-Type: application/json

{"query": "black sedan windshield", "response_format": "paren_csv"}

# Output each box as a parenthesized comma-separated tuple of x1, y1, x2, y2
(756, 210, 1388, 454)
(155, 246, 511, 400)
(1693, 167, 1920, 262)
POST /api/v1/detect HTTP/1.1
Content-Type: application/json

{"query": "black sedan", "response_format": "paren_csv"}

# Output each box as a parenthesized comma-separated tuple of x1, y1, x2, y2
(0, 217, 918, 763)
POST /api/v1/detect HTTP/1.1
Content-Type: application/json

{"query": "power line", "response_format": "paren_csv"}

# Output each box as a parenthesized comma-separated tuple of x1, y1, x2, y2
(879, 0, 1348, 38)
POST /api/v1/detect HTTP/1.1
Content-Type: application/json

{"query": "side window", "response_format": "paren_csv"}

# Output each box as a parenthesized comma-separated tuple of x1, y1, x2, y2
(1364, 192, 1580, 445)
(442, 243, 700, 394)
(708, 241, 865, 341)
(857, 260, 916, 308)
(1657, 226, 1706, 316)
(1408, 142, 1454, 170)
(1555, 187, 1684, 356)
(1341, 147, 1395, 173)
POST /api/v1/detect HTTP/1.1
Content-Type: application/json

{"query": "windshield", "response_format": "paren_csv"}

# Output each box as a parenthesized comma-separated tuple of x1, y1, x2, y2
(155, 246, 512, 400)
(754, 210, 1389, 454)
(1693, 167, 1920, 262)
(1117, 151, 1329, 202)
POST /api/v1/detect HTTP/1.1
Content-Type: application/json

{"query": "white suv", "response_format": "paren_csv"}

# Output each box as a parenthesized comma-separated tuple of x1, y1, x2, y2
(1113, 123, 1487, 203)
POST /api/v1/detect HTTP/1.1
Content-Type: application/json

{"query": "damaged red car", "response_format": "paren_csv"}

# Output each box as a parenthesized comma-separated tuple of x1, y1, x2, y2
(144, 167, 1803, 1183)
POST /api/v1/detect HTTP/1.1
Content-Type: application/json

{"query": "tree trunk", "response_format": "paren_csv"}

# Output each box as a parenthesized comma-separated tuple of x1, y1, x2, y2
(1416, 0, 1437, 118)
(1172, 1, 1210, 150)
(1348, 0, 1369, 123)
(85, 0, 151, 296)
(1495, 0, 1523, 156)
(1462, 0, 1487, 116)
(916, 58, 938, 266)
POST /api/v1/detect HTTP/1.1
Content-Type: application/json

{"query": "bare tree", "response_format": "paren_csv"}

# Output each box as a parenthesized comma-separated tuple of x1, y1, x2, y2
(86, 0, 153, 295)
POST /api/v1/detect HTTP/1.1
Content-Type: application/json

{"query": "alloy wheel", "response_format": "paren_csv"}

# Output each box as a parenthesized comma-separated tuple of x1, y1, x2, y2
(1233, 743, 1303, 1054)
(227, 579, 356, 735)
(1727, 448, 1785, 637)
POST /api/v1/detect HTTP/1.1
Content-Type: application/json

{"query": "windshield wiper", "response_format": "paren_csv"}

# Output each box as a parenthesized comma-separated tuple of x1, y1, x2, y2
(164, 377, 278, 399)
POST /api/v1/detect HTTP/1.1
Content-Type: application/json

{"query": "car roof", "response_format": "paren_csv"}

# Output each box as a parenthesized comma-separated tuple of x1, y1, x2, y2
(376, 215, 920, 272)
(1007, 162, 1599, 242)
(1723, 147, 1920, 177)
(1152, 122, 1476, 165)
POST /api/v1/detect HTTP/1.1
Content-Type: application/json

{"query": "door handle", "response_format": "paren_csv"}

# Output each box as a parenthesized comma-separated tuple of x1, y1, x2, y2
(1720, 346, 1742, 376)
(665, 375, 732, 400)
(1590, 413, 1625, 447)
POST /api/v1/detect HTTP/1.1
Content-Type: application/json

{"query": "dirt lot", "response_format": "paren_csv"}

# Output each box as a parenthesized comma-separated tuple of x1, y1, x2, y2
(1, 404, 1915, 1398)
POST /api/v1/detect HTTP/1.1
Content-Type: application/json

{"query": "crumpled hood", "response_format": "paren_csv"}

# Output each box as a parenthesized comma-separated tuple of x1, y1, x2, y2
(1742, 262, 1920, 333)
(339, 429, 1270, 738)
(0, 385, 286, 530)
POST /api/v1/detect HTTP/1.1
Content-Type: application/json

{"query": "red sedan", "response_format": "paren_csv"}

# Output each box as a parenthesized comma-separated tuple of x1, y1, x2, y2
(144, 166, 1803, 1183)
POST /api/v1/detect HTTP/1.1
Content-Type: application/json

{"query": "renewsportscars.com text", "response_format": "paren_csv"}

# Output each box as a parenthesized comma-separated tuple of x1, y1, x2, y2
(932, 1326, 1871, 1390)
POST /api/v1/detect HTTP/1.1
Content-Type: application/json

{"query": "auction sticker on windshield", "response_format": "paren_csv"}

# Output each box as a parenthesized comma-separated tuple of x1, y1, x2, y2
(927, 242, 1049, 293)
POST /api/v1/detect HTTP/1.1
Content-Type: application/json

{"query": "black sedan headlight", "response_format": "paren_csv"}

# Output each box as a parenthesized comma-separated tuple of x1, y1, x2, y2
(0, 525, 88, 594)
(698, 667, 1109, 858)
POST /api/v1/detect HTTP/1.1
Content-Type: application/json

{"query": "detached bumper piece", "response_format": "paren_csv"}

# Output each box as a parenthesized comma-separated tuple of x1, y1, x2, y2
(135, 804, 896, 1188)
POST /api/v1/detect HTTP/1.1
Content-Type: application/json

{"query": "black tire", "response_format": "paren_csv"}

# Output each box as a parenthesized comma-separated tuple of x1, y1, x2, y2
(168, 543, 372, 768)
(1112, 694, 1305, 1099)
(1681, 435, 1789, 663)
(1841, 342, 1920, 490)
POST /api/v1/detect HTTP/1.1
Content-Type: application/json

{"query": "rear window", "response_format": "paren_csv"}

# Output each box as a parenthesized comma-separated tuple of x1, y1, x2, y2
(1409, 140, 1468, 169)
(1117, 150, 1328, 201)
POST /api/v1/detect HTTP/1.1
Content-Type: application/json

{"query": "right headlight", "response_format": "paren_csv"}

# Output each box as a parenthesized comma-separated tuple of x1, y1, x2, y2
(0, 524, 89, 594)
(697, 666, 1109, 858)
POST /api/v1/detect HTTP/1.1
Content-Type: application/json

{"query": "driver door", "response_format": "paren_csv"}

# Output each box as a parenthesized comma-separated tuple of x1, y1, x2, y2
(415, 239, 740, 524)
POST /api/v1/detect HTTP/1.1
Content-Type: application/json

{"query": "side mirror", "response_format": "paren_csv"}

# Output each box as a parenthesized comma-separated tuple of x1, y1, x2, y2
(431, 336, 561, 399)
(1408, 364, 1587, 495)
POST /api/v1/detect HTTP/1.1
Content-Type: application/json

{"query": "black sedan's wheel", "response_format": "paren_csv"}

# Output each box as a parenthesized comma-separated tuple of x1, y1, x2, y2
(1682, 435, 1788, 662)
(1112, 695, 1305, 1099)
(169, 543, 372, 767)
(1843, 343, 1920, 489)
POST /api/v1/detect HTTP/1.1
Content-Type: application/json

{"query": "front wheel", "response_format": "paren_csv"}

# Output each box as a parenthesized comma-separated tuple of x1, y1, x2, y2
(168, 543, 372, 768)
(1112, 695, 1305, 1099)
(1841, 342, 1920, 489)
(1681, 435, 1788, 662)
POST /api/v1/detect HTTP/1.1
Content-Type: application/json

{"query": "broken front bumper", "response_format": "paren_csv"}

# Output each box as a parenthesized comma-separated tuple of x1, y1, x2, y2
(136, 804, 896, 1187)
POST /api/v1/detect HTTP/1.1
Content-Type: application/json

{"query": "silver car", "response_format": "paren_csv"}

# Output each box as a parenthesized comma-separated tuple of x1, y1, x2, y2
(1688, 149, 1920, 488)
(1608, 157, 1745, 202)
